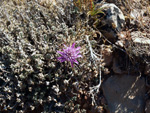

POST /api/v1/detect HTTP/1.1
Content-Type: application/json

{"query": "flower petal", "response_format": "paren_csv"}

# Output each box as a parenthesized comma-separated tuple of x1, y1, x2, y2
(75, 47, 81, 50)
(71, 61, 74, 67)
(63, 44, 67, 48)
(57, 57, 66, 62)
(71, 43, 75, 48)
(57, 51, 64, 55)
(74, 60, 79, 64)
(76, 55, 82, 58)
(57, 43, 82, 67)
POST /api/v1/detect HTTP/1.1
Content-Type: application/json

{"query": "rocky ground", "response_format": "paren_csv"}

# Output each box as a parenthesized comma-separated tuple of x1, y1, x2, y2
(0, 0, 150, 113)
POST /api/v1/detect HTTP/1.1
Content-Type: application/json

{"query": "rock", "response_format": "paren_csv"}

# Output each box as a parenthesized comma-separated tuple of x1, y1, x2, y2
(144, 64, 150, 75)
(146, 76, 150, 87)
(145, 100, 150, 113)
(112, 57, 123, 74)
(131, 32, 150, 45)
(129, 31, 150, 66)
(102, 45, 113, 67)
(95, 3, 125, 42)
(112, 53, 130, 74)
(102, 75, 145, 113)
(101, 3, 125, 31)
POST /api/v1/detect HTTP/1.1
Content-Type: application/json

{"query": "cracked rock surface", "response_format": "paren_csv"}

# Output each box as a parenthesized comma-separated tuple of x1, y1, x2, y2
(102, 75, 145, 113)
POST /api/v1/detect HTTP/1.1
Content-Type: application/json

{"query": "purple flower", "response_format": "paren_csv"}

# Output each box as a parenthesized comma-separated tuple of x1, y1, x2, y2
(57, 43, 82, 67)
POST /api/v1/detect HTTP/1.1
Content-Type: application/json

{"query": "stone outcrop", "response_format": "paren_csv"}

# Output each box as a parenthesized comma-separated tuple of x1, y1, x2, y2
(145, 100, 150, 113)
(102, 75, 145, 113)
(95, 3, 125, 42)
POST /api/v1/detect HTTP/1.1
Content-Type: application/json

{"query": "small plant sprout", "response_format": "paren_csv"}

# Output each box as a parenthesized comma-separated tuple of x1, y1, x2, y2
(57, 43, 82, 67)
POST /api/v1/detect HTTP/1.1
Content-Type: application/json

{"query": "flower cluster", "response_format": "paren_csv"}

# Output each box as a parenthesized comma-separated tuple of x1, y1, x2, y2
(57, 43, 82, 67)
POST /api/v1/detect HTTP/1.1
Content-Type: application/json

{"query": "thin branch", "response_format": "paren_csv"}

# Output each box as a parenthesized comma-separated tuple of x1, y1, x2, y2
(86, 35, 102, 106)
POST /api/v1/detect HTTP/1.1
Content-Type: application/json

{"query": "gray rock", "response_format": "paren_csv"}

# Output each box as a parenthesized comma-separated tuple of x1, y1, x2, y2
(102, 45, 113, 67)
(112, 53, 138, 75)
(144, 64, 150, 75)
(102, 75, 145, 113)
(131, 32, 150, 45)
(145, 100, 150, 113)
(101, 3, 125, 31)
(95, 3, 125, 41)
(112, 57, 123, 74)
(129, 31, 150, 67)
